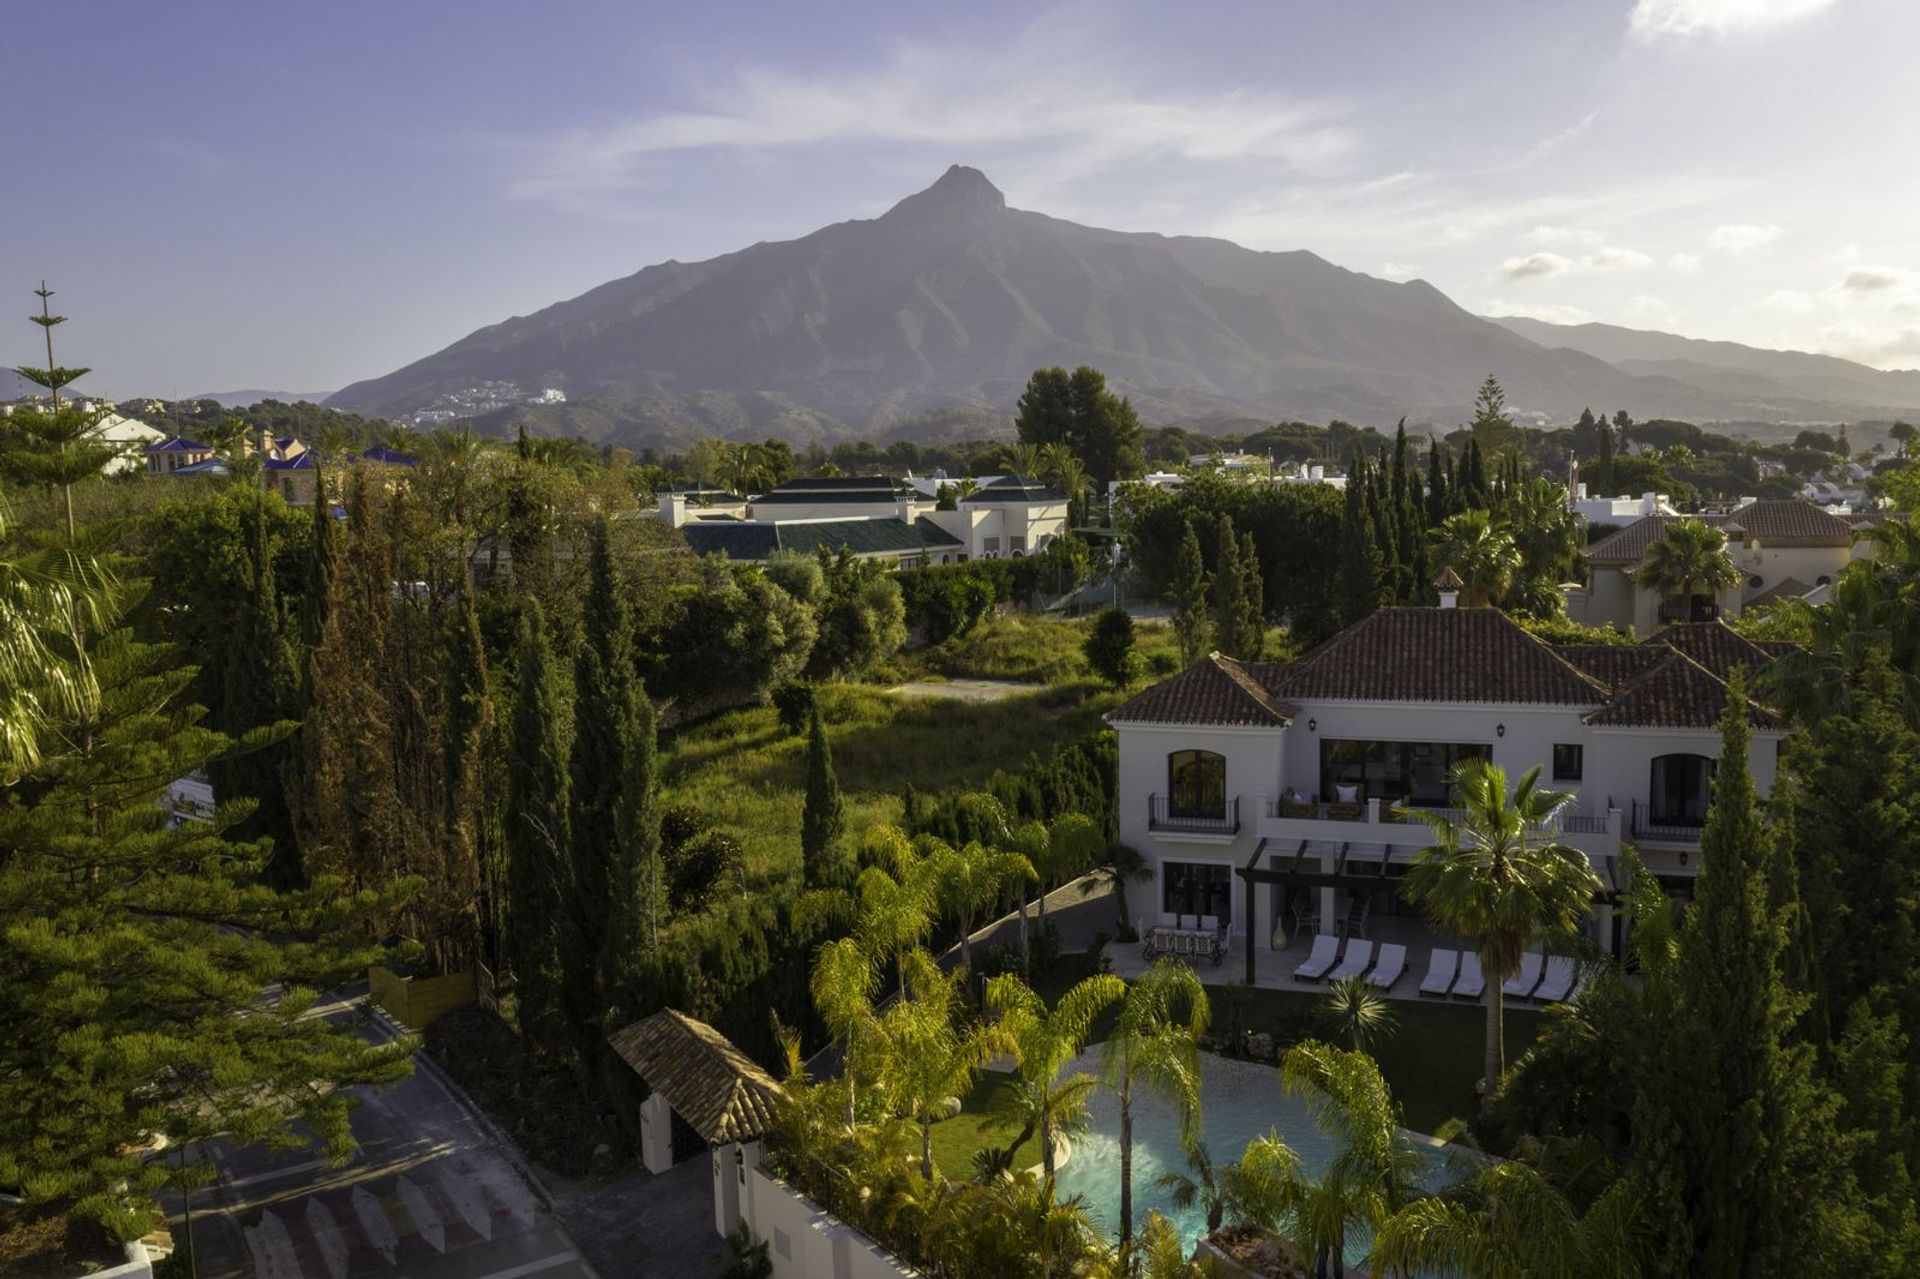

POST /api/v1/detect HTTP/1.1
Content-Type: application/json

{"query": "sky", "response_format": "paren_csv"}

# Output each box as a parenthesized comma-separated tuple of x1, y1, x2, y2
(7, 0, 1919, 398)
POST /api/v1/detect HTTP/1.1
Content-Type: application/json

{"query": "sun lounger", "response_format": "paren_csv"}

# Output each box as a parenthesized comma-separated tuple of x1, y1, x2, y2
(1328, 939, 1374, 983)
(1503, 951, 1544, 1000)
(1453, 952, 1486, 1000)
(1293, 933, 1341, 982)
(1532, 955, 1577, 1003)
(1367, 943, 1408, 990)
(1418, 948, 1458, 997)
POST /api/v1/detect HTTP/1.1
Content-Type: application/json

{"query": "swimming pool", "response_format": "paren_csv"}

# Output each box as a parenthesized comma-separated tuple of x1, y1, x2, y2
(1050, 1047, 1448, 1264)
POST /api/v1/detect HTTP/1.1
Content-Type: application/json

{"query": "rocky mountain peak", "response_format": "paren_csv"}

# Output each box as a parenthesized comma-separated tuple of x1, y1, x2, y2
(880, 164, 1007, 223)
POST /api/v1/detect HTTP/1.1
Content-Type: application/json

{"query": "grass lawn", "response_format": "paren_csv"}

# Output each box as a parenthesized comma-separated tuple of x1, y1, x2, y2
(1026, 952, 1542, 1137)
(927, 1068, 1029, 1181)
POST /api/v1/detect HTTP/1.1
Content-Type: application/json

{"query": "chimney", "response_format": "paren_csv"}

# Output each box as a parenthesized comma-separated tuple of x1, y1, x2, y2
(1433, 565, 1464, 609)
(659, 491, 688, 528)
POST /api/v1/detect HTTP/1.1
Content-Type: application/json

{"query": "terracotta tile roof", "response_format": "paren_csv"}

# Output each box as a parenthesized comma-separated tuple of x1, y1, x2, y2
(607, 1009, 786, 1144)
(1640, 620, 1781, 682)
(1583, 649, 1779, 730)
(1552, 643, 1666, 690)
(1583, 499, 1854, 566)
(1266, 607, 1610, 705)
(1583, 515, 1681, 566)
(1107, 651, 1298, 726)
(1716, 499, 1855, 548)
(1743, 577, 1813, 609)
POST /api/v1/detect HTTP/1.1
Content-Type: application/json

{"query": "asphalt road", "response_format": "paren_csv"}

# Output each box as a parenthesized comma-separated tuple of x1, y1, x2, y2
(175, 995, 595, 1279)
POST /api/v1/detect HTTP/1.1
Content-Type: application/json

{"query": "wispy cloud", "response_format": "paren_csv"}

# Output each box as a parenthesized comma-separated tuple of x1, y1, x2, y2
(1379, 261, 1422, 280)
(1841, 266, 1906, 294)
(501, 28, 1356, 209)
(1707, 222, 1782, 253)
(1629, 0, 1837, 39)
(1499, 252, 1571, 281)
(1496, 239, 1651, 282)
(1667, 252, 1703, 272)
(1481, 298, 1597, 325)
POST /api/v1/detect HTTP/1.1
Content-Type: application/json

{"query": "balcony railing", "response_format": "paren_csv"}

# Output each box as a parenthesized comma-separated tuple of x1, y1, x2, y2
(1260, 794, 1621, 839)
(1148, 794, 1240, 836)
(1631, 800, 1705, 843)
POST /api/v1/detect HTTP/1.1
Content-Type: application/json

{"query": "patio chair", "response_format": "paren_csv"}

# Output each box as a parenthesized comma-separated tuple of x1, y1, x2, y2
(1180, 913, 1200, 931)
(1453, 952, 1487, 1001)
(1532, 955, 1578, 1004)
(1340, 896, 1372, 940)
(1293, 933, 1341, 982)
(1171, 930, 1195, 960)
(1502, 951, 1545, 1000)
(1158, 912, 1178, 929)
(1208, 930, 1228, 967)
(1418, 948, 1458, 997)
(1367, 943, 1408, 990)
(1328, 939, 1374, 983)
(1199, 914, 1219, 934)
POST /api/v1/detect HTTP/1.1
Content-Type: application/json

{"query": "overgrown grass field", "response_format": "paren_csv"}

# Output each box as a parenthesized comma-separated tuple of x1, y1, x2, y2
(658, 613, 1176, 882)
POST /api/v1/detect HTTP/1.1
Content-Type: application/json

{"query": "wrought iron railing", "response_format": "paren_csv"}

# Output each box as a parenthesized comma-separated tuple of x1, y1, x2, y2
(1149, 794, 1240, 835)
(1631, 800, 1705, 843)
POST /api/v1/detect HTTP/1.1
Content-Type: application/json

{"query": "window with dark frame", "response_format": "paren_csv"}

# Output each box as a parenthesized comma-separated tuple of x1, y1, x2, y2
(1553, 743, 1584, 782)
(1167, 750, 1227, 818)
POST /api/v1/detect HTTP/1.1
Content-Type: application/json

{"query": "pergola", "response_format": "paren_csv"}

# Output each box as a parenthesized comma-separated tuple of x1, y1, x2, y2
(1233, 837, 1630, 982)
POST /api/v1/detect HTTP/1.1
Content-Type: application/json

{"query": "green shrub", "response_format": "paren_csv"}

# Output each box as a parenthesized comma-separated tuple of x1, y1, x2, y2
(771, 679, 817, 736)
(1083, 607, 1141, 687)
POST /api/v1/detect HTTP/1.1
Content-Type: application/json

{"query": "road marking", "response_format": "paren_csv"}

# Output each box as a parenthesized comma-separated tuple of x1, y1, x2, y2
(247, 1208, 305, 1279)
(397, 1174, 446, 1252)
(437, 1165, 493, 1241)
(465, 1254, 579, 1279)
(351, 1185, 399, 1264)
(304, 1199, 350, 1279)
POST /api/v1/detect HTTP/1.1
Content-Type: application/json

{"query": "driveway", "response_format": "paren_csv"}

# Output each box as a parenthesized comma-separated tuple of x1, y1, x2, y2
(177, 995, 595, 1279)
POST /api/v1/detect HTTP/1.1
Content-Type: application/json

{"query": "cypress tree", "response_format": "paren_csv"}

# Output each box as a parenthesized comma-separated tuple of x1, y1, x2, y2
(1210, 514, 1262, 660)
(1426, 439, 1450, 527)
(442, 576, 493, 972)
(1595, 424, 1616, 492)
(801, 703, 849, 889)
(1339, 452, 1383, 624)
(506, 600, 573, 1053)
(1368, 451, 1402, 601)
(570, 519, 629, 970)
(602, 680, 660, 1020)
(1635, 671, 1847, 1276)
(1237, 530, 1264, 657)
(1170, 520, 1213, 665)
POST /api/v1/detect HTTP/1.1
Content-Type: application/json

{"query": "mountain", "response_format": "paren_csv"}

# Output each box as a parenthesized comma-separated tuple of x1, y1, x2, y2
(329, 166, 1902, 447)
(1487, 316, 1920, 420)
(189, 389, 334, 408)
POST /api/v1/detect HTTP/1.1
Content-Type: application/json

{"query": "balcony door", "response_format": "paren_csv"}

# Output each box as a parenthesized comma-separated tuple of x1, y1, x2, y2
(1649, 753, 1715, 827)
(1168, 750, 1227, 819)
(1163, 861, 1232, 920)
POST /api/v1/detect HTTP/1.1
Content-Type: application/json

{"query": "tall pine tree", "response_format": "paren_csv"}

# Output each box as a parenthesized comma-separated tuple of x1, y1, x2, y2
(505, 600, 573, 1053)
(1170, 520, 1213, 665)
(801, 703, 850, 889)
(1339, 450, 1384, 624)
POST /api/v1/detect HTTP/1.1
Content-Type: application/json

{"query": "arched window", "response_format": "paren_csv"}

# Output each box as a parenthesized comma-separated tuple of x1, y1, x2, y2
(1168, 750, 1226, 819)
(1649, 753, 1716, 828)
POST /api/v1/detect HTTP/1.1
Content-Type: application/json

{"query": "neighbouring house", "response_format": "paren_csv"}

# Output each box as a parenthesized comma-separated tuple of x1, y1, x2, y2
(1109, 603, 1792, 962)
(145, 435, 219, 474)
(1570, 497, 1864, 633)
(1569, 487, 1680, 526)
(664, 473, 1069, 568)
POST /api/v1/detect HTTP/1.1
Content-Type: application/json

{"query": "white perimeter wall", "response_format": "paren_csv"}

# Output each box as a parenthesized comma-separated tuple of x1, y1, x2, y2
(742, 1164, 919, 1279)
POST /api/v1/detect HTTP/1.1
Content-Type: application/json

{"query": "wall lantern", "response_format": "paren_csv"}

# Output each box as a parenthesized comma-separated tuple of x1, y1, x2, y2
(1496, 723, 1506, 738)
(1679, 850, 1690, 868)
(1306, 718, 1317, 732)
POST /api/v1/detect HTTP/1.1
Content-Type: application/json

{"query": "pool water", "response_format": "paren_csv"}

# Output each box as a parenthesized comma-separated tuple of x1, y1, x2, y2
(1050, 1048, 1447, 1265)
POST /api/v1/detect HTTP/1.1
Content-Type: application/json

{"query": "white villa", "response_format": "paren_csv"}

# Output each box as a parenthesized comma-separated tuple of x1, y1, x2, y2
(1567, 496, 1865, 632)
(1108, 603, 1791, 975)
(663, 473, 1069, 568)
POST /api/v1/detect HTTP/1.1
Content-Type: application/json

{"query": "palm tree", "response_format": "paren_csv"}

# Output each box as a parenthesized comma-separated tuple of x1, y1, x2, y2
(1282, 1042, 1424, 1277)
(855, 854, 940, 1000)
(1428, 510, 1521, 608)
(1039, 443, 1092, 525)
(1633, 517, 1739, 622)
(1135, 1210, 1227, 1279)
(934, 839, 1036, 979)
(875, 949, 1008, 1179)
(811, 936, 880, 1129)
(988, 1170, 1113, 1279)
(1396, 760, 1602, 1091)
(1103, 960, 1211, 1256)
(1006, 442, 1045, 479)
(1319, 976, 1396, 1054)
(1156, 1140, 1231, 1234)
(1371, 1160, 1645, 1279)
(1037, 812, 1105, 930)
(1082, 843, 1153, 937)
(985, 969, 1127, 1178)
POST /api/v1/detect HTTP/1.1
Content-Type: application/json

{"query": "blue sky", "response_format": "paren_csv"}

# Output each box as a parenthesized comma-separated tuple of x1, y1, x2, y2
(7, 0, 1916, 396)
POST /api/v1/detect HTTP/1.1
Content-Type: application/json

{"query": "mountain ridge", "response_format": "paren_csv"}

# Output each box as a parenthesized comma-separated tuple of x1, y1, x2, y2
(327, 166, 1920, 446)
